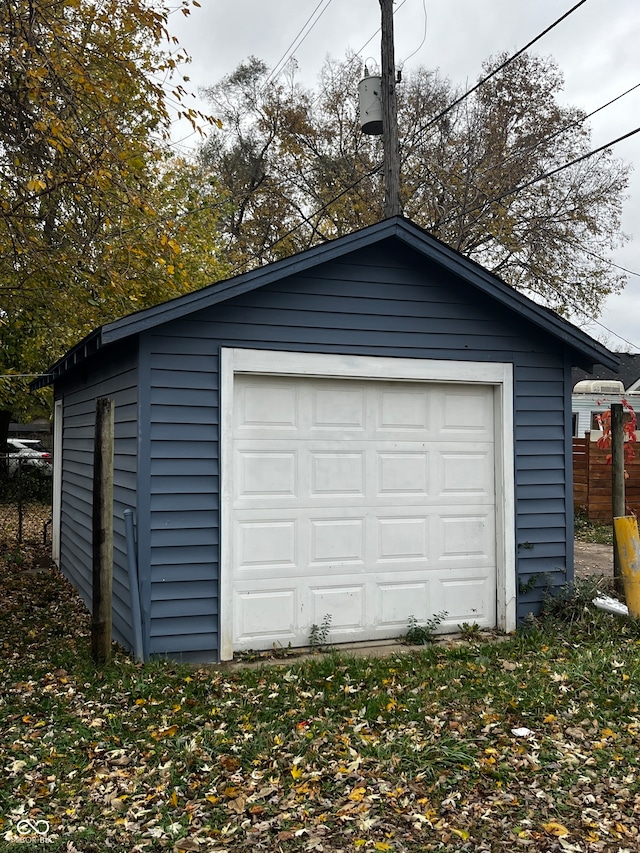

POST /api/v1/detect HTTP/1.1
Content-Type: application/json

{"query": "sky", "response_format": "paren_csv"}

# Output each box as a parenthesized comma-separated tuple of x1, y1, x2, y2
(168, 0, 640, 353)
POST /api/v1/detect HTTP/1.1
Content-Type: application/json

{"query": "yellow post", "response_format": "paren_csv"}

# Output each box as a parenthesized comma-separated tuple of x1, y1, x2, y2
(613, 516, 640, 617)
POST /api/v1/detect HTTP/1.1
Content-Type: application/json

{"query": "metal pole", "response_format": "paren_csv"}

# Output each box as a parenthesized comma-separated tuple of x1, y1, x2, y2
(124, 509, 144, 663)
(379, 0, 402, 217)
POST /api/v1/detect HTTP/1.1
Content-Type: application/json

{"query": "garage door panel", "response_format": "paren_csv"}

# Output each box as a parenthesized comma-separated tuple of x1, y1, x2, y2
(378, 580, 430, 628)
(236, 450, 298, 498)
(439, 450, 494, 496)
(234, 587, 297, 646)
(442, 388, 494, 434)
(309, 518, 366, 566)
(236, 379, 300, 431)
(230, 375, 497, 651)
(377, 387, 430, 433)
(310, 585, 366, 632)
(312, 385, 366, 431)
(377, 451, 429, 495)
(437, 575, 495, 628)
(235, 519, 298, 570)
(376, 516, 429, 563)
(310, 451, 365, 496)
(437, 511, 495, 563)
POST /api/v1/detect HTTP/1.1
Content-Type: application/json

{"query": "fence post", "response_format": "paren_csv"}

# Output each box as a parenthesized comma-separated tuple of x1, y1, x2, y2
(584, 430, 591, 519)
(611, 404, 625, 594)
(91, 398, 114, 666)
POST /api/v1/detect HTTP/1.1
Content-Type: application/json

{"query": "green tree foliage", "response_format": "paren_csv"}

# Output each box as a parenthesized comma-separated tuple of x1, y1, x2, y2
(0, 0, 225, 418)
(199, 52, 629, 317)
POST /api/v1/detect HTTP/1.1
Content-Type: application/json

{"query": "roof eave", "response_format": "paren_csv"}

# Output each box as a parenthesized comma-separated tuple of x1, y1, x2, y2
(29, 329, 103, 390)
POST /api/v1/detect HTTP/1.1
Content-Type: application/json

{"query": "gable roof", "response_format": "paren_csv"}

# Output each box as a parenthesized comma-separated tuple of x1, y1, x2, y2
(32, 216, 619, 389)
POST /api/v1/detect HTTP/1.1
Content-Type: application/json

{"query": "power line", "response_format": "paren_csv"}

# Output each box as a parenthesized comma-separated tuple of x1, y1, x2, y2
(548, 296, 640, 352)
(307, 0, 596, 222)
(407, 0, 589, 149)
(235, 126, 639, 275)
(262, 0, 335, 90)
(399, 0, 428, 68)
(466, 81, 640, 186)
(555, 234, 640, 280)
(223, 123, 640, 350)
(164, 0, 637, 346)
(477, 125, 640, 209)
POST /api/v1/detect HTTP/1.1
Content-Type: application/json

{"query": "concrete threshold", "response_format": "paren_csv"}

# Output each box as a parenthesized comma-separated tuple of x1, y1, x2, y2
(221, 630, 506, 670)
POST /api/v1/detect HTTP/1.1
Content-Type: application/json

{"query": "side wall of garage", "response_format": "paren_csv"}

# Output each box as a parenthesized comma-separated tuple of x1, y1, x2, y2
(138, 242, 570, 662)
(56, 340, 140, 654)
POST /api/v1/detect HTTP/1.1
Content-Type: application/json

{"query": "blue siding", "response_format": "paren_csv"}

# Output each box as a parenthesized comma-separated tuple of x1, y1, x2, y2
(141, 243, 573, 660)
(57, 342, 139, 654)
(138, 331, 219, 660)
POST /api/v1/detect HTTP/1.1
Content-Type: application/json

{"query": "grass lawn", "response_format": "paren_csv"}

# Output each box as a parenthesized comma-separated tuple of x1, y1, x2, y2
(1, 540, 639, 852)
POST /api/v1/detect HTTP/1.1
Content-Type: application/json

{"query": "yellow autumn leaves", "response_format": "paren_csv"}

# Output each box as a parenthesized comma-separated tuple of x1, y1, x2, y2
(1, 0, 225, 417)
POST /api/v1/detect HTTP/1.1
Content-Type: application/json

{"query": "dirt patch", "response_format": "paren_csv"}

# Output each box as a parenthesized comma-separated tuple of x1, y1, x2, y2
(574, 540, 613, 578)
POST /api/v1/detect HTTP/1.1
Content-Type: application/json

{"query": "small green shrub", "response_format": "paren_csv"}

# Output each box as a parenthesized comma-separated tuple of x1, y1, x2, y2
(458, 621, 481, 640)
(403, 612, 447, 645)
(309, 613, 332, 650)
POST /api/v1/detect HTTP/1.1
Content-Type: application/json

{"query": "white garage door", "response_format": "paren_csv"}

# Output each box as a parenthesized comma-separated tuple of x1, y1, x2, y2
(229, 374, 497, 652)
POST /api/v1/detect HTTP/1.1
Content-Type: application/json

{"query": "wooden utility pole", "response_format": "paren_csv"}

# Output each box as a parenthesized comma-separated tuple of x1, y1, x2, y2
(92, 397, 114, 665)
(611, 403, 625, 593)
(379, 0, 402, 217)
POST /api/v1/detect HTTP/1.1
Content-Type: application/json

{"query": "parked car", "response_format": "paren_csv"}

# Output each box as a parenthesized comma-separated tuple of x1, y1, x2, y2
(1, 438, 53, 476)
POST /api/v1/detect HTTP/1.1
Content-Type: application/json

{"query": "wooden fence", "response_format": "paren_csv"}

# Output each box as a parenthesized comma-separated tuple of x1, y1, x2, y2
(573, 433, 640, 521)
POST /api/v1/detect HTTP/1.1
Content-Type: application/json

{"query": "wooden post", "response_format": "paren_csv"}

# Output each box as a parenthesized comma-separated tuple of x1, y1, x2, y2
(92, 397, 114, 665)
(611, 403, 625, 593)
(584, 430, 591, 519)
(379, 0, 402, 218)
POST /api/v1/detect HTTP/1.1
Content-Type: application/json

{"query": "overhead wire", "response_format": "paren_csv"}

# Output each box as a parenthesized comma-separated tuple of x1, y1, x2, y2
(447, 125, 640, 220)
(160, 78, 640, 250)
(222, 0, 611, 277)
(256, 0, 596, 248)
(465, 81, 640, 185)
(262, 0, 335, 90)
(165, 0, 637, 348)
(221, 123, 640, 349)
(398, 0, 428, 68)
(406, 0, 589, 150)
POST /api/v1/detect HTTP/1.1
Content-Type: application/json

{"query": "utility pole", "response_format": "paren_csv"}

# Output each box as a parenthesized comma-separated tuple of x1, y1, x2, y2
(379, 0, 402, 217)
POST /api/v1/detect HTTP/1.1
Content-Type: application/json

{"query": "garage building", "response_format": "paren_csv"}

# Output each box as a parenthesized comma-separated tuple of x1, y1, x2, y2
(34, 217, 618, 662)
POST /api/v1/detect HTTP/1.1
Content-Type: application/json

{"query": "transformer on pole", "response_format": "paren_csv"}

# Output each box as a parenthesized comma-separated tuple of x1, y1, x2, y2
(358, 70, 383, 135)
